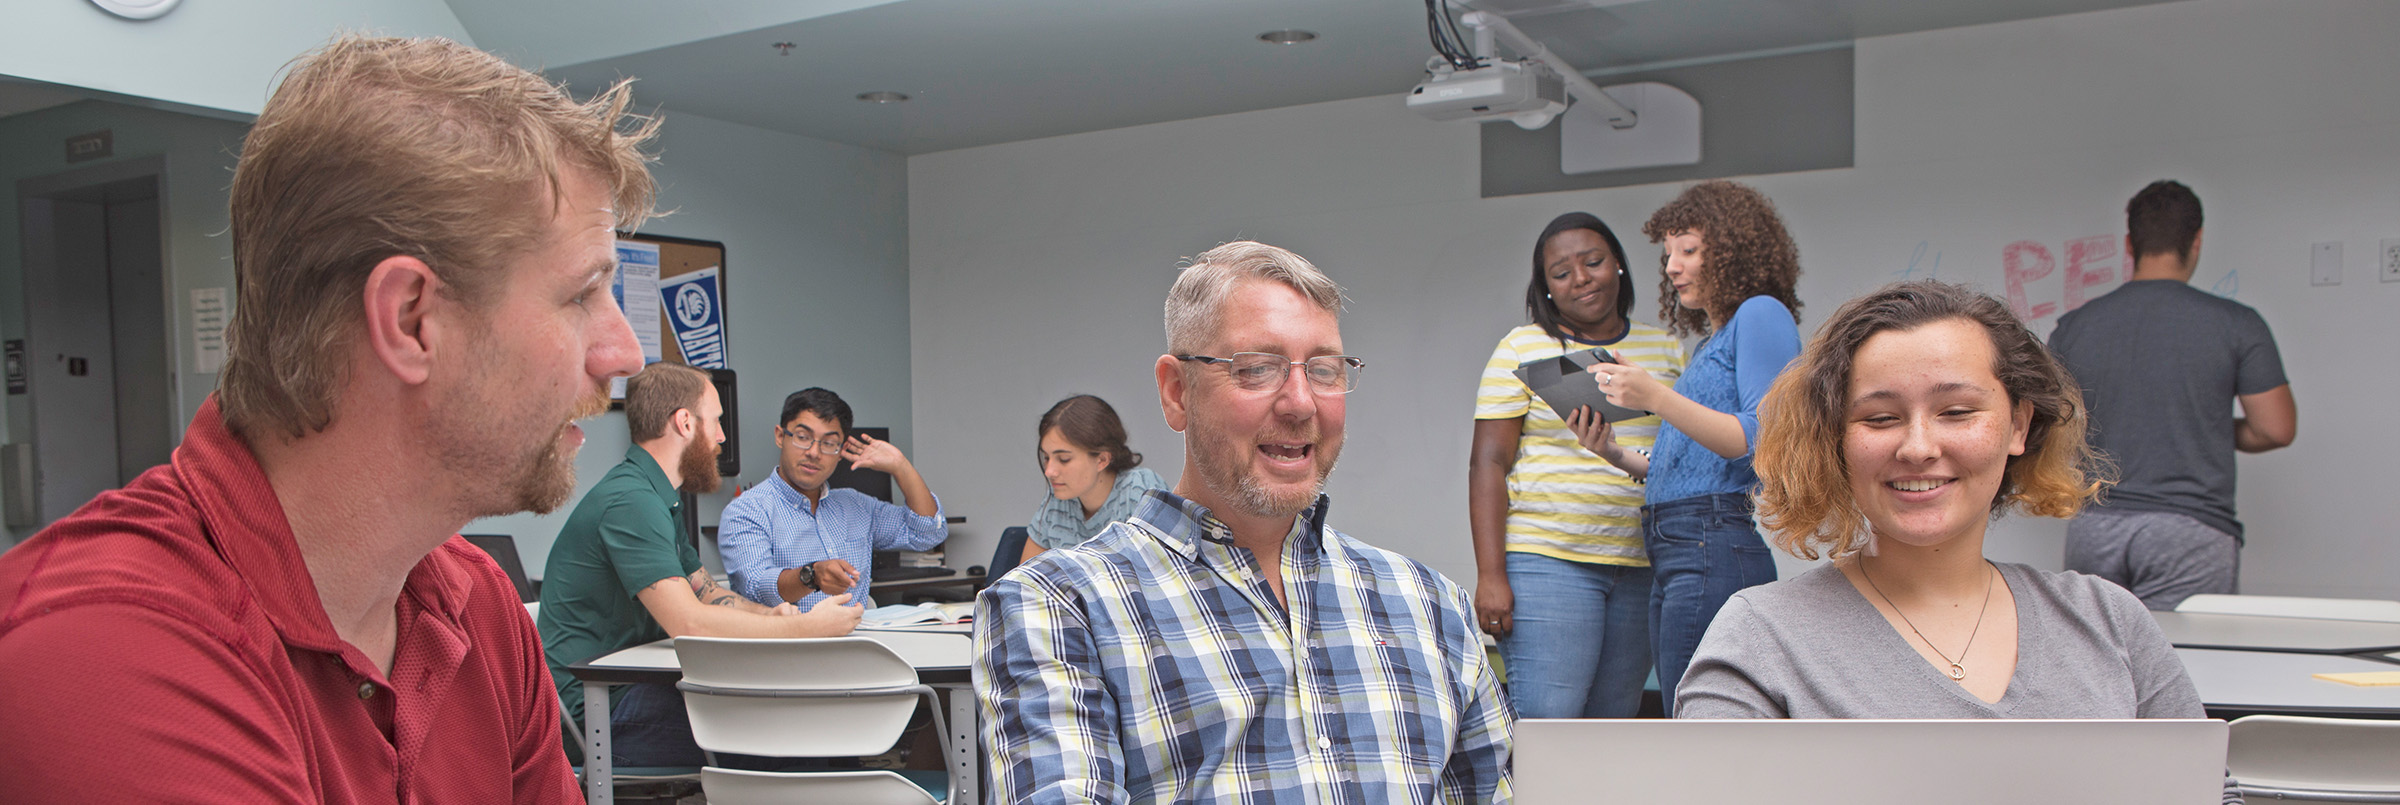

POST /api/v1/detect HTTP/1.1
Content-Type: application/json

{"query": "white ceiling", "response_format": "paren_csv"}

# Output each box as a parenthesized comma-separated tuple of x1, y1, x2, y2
(526, 0, 2179, 155)
(11, 0, 2183, 154)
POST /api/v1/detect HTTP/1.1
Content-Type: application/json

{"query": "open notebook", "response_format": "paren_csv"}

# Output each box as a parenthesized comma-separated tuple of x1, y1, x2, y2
(860, 601, 975, 628)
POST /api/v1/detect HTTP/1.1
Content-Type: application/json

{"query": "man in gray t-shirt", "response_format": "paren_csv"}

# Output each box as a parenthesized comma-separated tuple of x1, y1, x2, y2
(2048, 180, 2296, 610)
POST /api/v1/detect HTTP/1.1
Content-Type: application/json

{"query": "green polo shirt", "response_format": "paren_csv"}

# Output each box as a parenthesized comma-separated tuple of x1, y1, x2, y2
(537, 446, 700, 722)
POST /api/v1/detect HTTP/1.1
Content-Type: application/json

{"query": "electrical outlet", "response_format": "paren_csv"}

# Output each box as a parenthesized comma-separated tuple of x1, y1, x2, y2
(2382, 238, 2400, 283)
(2311, 242, 2343, 287)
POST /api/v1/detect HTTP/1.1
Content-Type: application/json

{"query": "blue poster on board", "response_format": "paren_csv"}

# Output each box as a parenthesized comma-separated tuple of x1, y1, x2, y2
(660, 267, 726, 369)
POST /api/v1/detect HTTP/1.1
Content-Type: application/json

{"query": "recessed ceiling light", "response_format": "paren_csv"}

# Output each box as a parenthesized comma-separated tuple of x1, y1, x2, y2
(1257, 30, 1318, 45)
(856, 91, 910, 104)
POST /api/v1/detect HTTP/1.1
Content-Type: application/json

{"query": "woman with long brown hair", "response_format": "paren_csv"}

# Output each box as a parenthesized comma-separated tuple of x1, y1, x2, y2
(1023, 394, 1165, 563)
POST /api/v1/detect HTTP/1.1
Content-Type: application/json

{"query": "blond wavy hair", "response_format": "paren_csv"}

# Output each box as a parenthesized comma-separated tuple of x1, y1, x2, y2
(222, 35, 661, 439)
(1755, 281, 2108, 560)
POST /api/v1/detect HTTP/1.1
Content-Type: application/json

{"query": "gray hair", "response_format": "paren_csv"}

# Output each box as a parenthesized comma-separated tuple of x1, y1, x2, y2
(1164, 241, 1345, 353)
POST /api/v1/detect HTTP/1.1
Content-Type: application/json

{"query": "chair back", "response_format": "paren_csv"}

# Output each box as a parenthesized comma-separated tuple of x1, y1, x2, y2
(674, 637, 927, 759)
(2178, 594, 2400, 623)
(2228, 715, 2400, 801)
(700, 769, 938, 805)
(987, 526, 1030, 582)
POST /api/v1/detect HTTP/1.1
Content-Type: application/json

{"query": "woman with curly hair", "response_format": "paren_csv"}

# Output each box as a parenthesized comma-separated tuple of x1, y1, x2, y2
(1671, 281, 2235, 803)
(1574, 180, 1804, 705)
(1469, 212, 1685, 718)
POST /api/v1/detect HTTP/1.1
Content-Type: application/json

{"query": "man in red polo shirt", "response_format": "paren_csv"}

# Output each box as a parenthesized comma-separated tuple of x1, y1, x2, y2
(0, 36, 658, 802)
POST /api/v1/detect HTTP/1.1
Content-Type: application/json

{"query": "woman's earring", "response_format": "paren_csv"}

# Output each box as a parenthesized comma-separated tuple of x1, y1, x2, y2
(1545, 293, 1554, 300)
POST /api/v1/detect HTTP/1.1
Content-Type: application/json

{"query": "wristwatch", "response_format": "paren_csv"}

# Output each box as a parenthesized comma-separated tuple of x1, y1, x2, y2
(795, 562, 819, 592)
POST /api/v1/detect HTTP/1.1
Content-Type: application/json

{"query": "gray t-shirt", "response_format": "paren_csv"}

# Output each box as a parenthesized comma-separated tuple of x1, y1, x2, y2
(1677, 562, 2204, 719)
(2047, 280, 2286, 539)
(1678, 562, 2238, 802)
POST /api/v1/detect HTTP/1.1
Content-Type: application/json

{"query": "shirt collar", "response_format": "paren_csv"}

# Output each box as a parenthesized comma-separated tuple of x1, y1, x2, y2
(621, 445, 682, 514)
(1129, 489, 1331, 563)
(174, 395, 474, 656)
(761, 468, 819, 514)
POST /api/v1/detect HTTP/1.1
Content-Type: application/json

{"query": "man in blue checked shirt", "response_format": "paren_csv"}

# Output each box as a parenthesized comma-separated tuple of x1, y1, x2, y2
(719, 387, 947, 610)
(974, 241, 1515, 804)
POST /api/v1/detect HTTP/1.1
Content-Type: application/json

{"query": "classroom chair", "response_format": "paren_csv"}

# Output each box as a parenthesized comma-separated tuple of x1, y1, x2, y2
(981, 526, 1030, 588)
(530, 602, 704, 801)
(675, 636, 955, 804)
(2227, 715, 2400, 802)
(2177, 594, 2400, 624)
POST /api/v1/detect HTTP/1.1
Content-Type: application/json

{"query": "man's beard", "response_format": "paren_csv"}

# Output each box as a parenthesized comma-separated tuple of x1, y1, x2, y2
(442, 381, 610, 520)
(1188, 409, 1340, 520)
(500, 386, 612, 516)
(678, 435, 723, 495)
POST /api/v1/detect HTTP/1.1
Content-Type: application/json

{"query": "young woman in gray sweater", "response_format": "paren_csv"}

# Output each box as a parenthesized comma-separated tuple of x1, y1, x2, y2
(1665, 281, 2237, 800)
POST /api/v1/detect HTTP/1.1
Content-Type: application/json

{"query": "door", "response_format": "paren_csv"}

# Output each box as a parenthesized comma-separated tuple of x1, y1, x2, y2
(18, 165, 172, 527)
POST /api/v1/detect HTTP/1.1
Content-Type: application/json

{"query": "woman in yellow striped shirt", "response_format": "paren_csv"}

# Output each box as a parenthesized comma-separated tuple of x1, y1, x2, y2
(1470, 212, 1687, 718)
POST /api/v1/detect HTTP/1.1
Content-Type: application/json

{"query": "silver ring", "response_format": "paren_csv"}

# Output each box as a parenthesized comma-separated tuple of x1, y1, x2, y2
(1602, 375, 1613, 386)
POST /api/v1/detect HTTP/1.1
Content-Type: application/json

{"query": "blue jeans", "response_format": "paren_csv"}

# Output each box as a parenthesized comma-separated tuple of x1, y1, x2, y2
(611, 681, 707, 767)
(610, 682, 788, 770)
(1643, 493, 1777, 712)
(1500, 552, 1654, 718)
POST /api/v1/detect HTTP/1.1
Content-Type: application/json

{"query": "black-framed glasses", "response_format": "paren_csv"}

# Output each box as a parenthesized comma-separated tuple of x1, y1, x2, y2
(1176, 353, 1364, 395)
(780, 427, 845, 455)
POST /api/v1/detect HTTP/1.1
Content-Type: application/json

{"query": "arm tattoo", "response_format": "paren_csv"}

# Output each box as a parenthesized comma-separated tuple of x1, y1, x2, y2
(706, 593, 743, 607)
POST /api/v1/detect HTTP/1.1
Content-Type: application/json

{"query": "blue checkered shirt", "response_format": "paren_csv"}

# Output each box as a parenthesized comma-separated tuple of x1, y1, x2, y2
(974, 490, 1514, 804)
(718, 470, 946, 609)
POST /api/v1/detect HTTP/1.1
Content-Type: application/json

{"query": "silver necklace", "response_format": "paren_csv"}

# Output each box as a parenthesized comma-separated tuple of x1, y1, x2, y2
(1859, 558, 1996, 681)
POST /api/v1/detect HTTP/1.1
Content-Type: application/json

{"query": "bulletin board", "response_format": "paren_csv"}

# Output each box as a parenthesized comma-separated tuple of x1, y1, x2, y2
(610, 231, 729, 402)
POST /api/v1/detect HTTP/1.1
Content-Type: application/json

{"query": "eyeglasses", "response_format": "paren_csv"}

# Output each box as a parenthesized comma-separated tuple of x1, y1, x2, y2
(1176, 353, 1364, 395)
(780, 428, 845, 455)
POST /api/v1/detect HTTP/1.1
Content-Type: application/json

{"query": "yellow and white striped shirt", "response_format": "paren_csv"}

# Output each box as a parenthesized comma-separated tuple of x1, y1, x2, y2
(1474, 322, 1685, 566)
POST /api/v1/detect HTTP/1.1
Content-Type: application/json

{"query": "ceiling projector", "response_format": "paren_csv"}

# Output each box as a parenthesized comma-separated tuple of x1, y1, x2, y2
(1406, 57, 1568, 130)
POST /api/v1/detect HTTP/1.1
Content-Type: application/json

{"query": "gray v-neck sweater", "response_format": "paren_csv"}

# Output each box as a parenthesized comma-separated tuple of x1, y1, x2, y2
(1677, 562, 2200, 719)
(1676, 562, 2239, 802)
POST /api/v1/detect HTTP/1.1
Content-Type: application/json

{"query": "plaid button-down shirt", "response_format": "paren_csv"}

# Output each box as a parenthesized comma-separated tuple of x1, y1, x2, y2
(974, 490, 1514, 804)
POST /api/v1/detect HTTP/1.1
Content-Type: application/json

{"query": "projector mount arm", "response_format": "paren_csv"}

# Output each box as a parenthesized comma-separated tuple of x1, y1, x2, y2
(1459, 10, 1638, 129)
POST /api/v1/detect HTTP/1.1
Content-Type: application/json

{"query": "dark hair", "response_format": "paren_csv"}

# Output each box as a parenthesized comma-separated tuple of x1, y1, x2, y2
(1038, 394, 1140, 472)
(1642, 180, 1803, 338)
(625, 362, 711, 442)
(779, 387, 852, 436)
(1526, 212, 1637, 343)
(1755, 280, 2105, 559)
(2126, 180, 2203, 262)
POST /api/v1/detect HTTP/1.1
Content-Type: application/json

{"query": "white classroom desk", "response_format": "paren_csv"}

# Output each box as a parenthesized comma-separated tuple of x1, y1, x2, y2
(2152, 610, 2400, 654)
(569, 629, 978, 805)
(2175, 648, 2400, 718)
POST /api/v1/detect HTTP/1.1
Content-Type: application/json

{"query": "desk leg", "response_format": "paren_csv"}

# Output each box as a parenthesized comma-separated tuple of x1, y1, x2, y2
(942, 682, 979, 804)
(585, 681, 614, 805)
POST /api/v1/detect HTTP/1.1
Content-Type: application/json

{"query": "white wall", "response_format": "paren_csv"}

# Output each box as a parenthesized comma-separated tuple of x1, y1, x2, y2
(0, 0, 471, 117)
(469, 110, 912, 578)
(909, 0, 2400, 600)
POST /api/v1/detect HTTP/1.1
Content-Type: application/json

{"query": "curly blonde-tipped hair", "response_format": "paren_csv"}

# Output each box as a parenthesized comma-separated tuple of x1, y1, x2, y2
(221, 35, 662, 440)
(1754, 281, 2107, 561)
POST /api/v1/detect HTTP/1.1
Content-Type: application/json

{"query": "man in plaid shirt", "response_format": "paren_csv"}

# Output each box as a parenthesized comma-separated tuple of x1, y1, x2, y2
(974, 241, 1514, 803)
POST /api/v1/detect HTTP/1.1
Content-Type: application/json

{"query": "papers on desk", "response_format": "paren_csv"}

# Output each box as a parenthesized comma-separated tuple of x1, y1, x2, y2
(2314, 671, 2400, 687)
(862, 602, 974, 628)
